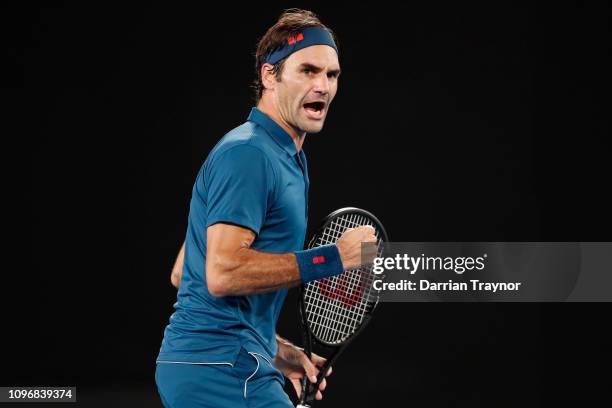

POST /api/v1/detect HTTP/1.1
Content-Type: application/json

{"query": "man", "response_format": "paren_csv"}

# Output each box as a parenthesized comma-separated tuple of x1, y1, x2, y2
(156, 9, 377, 408)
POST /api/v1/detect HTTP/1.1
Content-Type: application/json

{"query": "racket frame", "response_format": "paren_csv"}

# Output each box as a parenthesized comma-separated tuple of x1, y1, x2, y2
(297, 207, 388, 406)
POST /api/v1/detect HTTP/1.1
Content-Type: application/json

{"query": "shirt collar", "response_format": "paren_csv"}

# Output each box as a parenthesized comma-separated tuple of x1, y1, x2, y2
(247, 107, 298, 156)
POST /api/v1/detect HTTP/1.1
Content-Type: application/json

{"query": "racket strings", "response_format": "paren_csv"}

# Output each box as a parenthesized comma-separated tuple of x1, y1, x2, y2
(303, 212, 385, 344)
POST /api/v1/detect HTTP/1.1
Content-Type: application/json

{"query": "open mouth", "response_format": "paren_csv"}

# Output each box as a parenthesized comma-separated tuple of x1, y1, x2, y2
(303, 101, 326, 118)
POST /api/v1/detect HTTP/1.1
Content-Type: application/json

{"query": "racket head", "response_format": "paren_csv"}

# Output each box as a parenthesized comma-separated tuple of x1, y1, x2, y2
(300, 207, 388, 347)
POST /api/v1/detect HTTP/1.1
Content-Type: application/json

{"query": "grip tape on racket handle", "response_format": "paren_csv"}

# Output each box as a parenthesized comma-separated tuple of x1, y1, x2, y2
(294, 244, 344, 283)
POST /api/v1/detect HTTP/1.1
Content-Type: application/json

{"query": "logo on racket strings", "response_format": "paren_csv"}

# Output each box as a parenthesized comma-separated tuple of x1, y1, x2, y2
(317, 275, 363, 307)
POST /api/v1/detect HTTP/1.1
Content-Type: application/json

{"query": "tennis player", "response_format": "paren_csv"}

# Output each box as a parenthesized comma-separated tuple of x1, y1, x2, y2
(156, 9, 377, 408)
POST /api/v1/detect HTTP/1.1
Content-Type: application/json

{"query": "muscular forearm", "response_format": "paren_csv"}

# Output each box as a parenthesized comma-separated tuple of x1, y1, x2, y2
(205, 222, 374, 297)
(207, 247, 301, 296)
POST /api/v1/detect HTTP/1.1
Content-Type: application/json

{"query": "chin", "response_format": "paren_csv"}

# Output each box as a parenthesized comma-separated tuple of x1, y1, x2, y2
(298, 119, 326, 134)
(305, 124, 324, 134)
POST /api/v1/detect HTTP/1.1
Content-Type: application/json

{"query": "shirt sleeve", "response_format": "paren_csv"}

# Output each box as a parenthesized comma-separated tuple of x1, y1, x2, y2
(204, 144, 275, 235)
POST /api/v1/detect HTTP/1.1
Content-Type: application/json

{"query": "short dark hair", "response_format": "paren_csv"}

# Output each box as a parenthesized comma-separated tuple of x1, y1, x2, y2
(252, 9, 338, 101)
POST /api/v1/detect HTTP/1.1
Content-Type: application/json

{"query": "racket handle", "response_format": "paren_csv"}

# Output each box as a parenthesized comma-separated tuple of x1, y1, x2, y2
(296, 405, 311, 408)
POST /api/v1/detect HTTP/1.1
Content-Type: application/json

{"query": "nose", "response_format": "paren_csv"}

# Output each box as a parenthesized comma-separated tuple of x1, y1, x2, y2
(313, 73, 330, 96)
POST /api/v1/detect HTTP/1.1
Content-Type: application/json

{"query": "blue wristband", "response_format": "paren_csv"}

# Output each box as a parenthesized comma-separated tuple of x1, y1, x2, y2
(294, 244, 344, 283)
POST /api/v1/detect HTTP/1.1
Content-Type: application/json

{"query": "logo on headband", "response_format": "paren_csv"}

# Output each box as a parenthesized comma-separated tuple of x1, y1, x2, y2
(287, 33, 304, 45)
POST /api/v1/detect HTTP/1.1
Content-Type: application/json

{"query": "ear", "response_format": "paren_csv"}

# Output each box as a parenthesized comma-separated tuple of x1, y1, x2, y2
(261, 63, 277, 93)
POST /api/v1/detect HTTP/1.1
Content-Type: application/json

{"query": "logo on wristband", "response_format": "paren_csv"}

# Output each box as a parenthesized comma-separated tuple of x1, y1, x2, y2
(312, 256, 326, 264)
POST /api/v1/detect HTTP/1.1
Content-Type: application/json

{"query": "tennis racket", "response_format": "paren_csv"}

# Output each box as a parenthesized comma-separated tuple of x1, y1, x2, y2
(297, 207, 388, 407)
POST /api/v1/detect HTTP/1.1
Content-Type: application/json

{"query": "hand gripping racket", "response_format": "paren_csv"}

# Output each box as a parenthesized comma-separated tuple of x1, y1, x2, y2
(297, 207, 388, 407)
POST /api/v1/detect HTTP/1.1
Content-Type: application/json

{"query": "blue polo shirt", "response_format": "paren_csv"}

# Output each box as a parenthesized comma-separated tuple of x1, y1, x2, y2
(157, 107, 309, 365)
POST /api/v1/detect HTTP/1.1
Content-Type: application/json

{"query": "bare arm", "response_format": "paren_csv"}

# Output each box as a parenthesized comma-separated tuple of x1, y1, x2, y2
(205, 223, 300, 296)
(205, 222, 375, 297)
(274, 334, 331, 401)
(170, 241, 185, 288)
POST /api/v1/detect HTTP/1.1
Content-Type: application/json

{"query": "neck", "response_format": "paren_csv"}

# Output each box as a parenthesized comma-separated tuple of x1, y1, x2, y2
(256, 99, 305, 151)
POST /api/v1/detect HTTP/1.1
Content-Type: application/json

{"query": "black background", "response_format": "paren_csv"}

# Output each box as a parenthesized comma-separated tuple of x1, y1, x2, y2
(13, 1, 611, 407)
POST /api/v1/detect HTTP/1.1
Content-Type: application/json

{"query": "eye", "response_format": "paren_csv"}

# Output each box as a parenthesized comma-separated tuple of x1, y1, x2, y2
(302, 68, 312, 74)
(327, 72, 338, 79)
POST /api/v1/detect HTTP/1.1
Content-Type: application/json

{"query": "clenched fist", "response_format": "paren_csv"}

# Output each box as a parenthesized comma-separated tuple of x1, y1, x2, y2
(336, 225, 378, 270)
